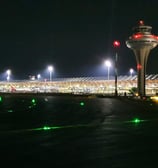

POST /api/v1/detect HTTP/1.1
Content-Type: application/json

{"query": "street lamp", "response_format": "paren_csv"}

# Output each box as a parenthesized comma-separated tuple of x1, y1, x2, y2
(48, 65, 53, 81)
(6, 69, 11, 82)
(105, 60, 111, 80)
(37, 74, 41, 80)
(113, 40, 120, 96)
(130, 68, 134, 77)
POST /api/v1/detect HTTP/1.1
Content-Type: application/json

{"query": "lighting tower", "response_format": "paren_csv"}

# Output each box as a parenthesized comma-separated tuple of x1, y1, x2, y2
(126, 20, 158, 97)
(105, 60, 111, 80)
(113, 40, 120, 97)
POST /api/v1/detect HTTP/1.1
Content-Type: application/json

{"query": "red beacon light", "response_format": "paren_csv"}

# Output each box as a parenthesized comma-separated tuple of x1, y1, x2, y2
(137, 64, 142, 70)
(133, 34, 142, 39)
(139, 20, 144, 26)
(151, 35, 158, 40)
(113, 40, 120, 48)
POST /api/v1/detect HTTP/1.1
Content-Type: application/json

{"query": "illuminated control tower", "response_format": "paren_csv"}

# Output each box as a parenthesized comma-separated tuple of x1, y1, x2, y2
(126, 21, 158, 97)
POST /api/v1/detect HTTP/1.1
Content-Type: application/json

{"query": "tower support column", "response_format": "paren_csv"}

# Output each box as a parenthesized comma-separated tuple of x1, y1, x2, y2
(134, 48, 150, 97)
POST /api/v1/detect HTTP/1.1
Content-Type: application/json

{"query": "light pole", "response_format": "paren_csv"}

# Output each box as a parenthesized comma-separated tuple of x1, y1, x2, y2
(48, 66, 53, 81)
(113, 40, 120, 96)
(6, 69, 11, 82)
(105, 60, 111, 80)
(37, 74, 41, 80)
(130, 68, 134, 77)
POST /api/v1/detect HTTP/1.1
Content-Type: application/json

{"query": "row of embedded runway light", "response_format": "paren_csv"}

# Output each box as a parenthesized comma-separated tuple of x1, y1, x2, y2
(0, 94, 155, 134)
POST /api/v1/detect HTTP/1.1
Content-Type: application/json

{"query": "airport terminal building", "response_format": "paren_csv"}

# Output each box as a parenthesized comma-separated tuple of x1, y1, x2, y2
(0, 74, 158, 96)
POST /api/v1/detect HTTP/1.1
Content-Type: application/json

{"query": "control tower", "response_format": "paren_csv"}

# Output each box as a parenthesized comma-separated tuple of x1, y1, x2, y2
(126, 21, 158, 97)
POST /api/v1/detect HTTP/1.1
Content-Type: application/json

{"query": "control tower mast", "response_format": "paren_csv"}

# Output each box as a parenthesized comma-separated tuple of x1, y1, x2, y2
(126, 21, 158, 97)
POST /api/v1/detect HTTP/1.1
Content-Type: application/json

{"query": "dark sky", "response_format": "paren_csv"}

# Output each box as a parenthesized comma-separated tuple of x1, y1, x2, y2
(1, 0, 158, 79)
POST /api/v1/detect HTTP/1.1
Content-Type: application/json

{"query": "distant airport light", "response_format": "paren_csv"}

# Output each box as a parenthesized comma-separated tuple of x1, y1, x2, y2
(150, 96, 158, 102)
(6, 69, 11, 82)
(6, 69, 11, 75)
(105, 60, 112, 80)
(130, 68, 134, 76)
(48, 65, 54, 81)
(37, 74, 41, 80)
(105, 60, 112, 67)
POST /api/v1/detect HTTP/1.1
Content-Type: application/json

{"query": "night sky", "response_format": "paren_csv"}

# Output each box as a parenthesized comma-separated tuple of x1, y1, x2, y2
(1, 0, 158, 79)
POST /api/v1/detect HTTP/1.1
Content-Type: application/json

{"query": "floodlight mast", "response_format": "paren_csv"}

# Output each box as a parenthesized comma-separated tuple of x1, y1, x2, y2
(113, 40, 120, 97)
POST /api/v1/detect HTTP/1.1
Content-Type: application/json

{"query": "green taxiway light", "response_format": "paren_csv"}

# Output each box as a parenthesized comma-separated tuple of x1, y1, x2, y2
(33, 125, 64, 131)
(31, 98, 36, 106)
(31, 98, 36, 103)
(132, 118, 141, 123)
(80, 102, 85, 106)
(8, 109, 13, 112)
(0, 96, 2, 102)
(41, 125, 85, 131)
(43, 126, 51, 130)
(124, 117, 147, 124)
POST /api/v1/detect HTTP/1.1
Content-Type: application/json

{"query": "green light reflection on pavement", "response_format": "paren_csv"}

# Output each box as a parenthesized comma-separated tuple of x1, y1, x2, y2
(1, 123, 97, 134)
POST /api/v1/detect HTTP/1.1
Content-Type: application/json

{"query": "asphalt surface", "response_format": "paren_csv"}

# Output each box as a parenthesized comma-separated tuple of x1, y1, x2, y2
(0, 95, 158, 167)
